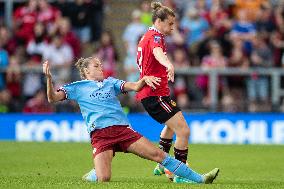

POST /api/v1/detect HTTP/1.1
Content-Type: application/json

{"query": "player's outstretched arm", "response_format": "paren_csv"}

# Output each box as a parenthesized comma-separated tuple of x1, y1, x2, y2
(43, 61, 65, 103)
(124, 76, 161, 92)
(153, 47, 175, 82)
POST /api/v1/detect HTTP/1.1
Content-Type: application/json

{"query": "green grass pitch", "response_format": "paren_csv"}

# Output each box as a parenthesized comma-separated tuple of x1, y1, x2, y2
(0, 142, 283, 189)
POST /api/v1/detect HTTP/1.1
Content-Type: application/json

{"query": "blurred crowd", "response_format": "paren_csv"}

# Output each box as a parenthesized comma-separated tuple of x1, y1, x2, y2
(0, 0, 105, 113)
(122, 0, 284, 112)
(0, 0, 284, 113)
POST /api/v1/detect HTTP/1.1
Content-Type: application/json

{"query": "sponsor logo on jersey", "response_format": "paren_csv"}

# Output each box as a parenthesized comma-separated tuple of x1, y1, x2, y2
(154, 35, 161, 43)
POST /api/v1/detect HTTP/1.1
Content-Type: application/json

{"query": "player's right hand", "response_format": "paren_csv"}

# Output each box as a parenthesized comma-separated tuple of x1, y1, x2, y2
(166, 63, 175, 82)
(43, 61, 52, 78)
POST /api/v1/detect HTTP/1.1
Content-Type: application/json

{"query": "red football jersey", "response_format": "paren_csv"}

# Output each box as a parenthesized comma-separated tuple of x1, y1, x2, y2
(136, 27, 170, 100)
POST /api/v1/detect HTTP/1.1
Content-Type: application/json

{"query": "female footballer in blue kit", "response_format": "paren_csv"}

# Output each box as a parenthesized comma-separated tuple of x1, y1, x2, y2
(43, 56, 219, 183)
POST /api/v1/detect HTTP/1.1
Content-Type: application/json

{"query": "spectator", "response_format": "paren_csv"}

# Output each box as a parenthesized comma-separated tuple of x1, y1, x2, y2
(53, 0, 72, 18)
(196, 41, 227, 107)
(37, 0, 61, 31)
(163, 0, 177, 11)
(86, 0, 105, 42)
(95, 30, 119, 78)
(13, 0, 38, 44)
(22, 22, 49, 99)
(23, 89, 54, 113)
(230, 9, 256, 55)
(43, 34, 73, 88)
(246, 35, 272, 112)
(181, 7, 210, 46)
(271, 2, 284, 67)
(123, 10, 147, 58)
(123, 10, 147, 82)
(22, 59, 42, 99)
(173, 0, 194, 18)
(180, 7, 209, 64)
(255, 2, 275, 41)
(57, 17, 81, 59)
(195, 0, 208, 18)
(0, 26, 17, 55)
(69, 0, 91, 43)
(274, 1, 284, 32)
(140, 0, 152, 27)
(6, 56, 22, 100)
(0, 89, 12, 113)
(47, 17, 80, 58)
(0, 39, 9, 90)
(172, 48, 190, 109)
(172, 47, 190, 69)
(203, 0, 232, 38)
(27, 22, 49, 61)
(227, 38, 249, 89)
(0, 3, 3, 25)
(233, 0, 267, 22)
(221, 38, 250, 112)
(271, 29, 284, 67)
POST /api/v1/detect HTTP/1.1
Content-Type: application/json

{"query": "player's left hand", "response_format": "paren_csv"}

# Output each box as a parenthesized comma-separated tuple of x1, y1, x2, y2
(43, 61, 52, 78)
(144, 76, 161, 89)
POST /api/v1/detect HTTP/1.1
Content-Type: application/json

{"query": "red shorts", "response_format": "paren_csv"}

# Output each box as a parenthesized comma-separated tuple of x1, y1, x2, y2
(90, 125, 142, 157)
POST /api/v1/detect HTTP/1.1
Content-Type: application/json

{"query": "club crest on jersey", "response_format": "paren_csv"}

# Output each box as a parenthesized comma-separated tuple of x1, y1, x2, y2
(96, 82, 103, 88)
(170, 100, 177, 107)
(154, 35, 161, 43)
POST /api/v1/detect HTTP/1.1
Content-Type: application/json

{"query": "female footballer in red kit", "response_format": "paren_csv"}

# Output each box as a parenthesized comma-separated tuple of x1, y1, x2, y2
(136, 2, 191, 178)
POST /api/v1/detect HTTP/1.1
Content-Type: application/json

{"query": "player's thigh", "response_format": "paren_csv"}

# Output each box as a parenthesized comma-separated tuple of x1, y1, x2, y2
(165, 111, 190, 136)
(94, 150, 113, 181)
(127, 137, 166, 163)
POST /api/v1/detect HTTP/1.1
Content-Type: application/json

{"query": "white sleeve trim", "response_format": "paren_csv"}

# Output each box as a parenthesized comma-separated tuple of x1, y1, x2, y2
(120, 81, 127, 94)
(57, 87, 68, 100)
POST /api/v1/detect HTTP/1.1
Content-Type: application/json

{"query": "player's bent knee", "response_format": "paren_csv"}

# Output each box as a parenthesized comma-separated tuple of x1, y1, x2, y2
(176, 126, 190, 138)
(183, 127, 190, 137)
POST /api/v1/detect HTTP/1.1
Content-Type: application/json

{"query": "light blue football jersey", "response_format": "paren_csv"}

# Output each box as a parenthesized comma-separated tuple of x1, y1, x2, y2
(59, 77, 130, 133)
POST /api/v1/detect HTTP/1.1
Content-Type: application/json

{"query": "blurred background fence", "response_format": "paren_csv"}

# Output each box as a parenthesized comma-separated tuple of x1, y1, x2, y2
(1, 66, 284, 112)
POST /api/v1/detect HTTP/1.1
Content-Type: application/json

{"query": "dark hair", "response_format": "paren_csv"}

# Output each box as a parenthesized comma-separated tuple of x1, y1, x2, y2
(151, 1, 175, 23)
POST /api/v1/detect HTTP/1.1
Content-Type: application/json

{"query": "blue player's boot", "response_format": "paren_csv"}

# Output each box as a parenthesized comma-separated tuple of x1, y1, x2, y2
(82, 169, 97, 182)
